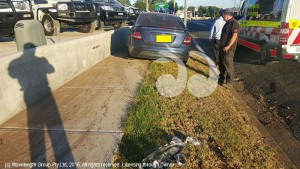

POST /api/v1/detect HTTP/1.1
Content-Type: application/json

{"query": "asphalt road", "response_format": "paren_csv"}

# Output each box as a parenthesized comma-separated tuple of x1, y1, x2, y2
(188, 19, 300, 168)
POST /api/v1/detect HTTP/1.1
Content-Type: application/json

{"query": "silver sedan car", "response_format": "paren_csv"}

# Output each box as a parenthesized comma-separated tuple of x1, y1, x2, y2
(128, 12, 191, 64)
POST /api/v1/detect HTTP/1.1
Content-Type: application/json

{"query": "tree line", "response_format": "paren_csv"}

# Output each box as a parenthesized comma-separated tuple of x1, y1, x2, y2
(118, 0, 222, 18)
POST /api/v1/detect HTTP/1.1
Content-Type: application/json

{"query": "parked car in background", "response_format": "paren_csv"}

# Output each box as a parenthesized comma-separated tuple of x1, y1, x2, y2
(0, 0, 33, 37)
(126, 6, 141, 25)
(93, 0, 127, 30)
(128, 12, 191, 64)
(30, 0, 97, 36)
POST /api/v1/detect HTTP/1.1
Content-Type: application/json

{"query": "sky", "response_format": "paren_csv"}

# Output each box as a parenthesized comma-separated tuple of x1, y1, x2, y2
(129, 0, 240, 9)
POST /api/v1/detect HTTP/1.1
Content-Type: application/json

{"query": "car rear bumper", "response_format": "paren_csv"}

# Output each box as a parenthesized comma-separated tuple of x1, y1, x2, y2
(280, 45, 300, 61)
(129, 45, 190, 61)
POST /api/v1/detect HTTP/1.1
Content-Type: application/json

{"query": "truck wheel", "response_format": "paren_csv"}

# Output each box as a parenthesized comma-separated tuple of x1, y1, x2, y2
(259, 43, 270, 65)
(81, 21, 96, 33)
(95, 19, 104, 30)
(42, 15, 59, 36)
(113, 21, 125, 29)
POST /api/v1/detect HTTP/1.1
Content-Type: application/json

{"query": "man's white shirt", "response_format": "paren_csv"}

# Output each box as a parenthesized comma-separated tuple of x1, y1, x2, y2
(209, 16, 226, 40)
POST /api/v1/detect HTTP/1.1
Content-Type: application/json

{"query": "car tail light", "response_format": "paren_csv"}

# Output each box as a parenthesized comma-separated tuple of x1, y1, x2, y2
(156, 26, 173, 29)
(132, 31, 142, 40)
(283, 54, 292, 59)
(183, 36, 191, 44)
(279, 22, 289, 45)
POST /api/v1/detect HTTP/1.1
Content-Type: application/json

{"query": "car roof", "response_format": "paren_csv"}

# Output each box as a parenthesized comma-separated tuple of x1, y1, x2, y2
(139, 12, 180, 19)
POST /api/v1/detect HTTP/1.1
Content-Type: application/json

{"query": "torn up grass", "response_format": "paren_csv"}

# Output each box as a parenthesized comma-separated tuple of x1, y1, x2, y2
(115, 54, 282, 168)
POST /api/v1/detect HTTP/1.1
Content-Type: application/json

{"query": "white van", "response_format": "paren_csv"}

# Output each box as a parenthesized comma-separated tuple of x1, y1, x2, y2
(237, 0, 300, 63)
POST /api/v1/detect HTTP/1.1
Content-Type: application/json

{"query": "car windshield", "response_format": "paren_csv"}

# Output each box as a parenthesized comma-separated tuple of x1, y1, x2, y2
(93, 0, 119, 4)
(136, 13, 185, 29)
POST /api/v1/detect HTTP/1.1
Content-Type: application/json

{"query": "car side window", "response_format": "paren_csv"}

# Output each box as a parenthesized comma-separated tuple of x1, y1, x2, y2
(259, 11, 278, 21)
(245, 0, 282, 21)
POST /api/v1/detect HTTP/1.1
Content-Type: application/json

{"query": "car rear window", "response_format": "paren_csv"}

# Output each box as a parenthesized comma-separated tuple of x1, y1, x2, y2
(136, 13, 185, 29)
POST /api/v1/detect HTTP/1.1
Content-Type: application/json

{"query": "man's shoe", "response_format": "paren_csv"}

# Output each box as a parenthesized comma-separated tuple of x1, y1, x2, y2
(233, 77, 240, 81)
(218, 79, 224, 86)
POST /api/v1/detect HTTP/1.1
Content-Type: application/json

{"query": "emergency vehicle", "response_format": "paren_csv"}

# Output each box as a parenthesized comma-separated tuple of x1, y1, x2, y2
(237, 0, 300, 63)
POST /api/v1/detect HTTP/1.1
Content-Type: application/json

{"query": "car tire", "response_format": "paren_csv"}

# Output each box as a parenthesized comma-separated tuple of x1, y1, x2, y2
(113, 21, 125, 29)
(81, 21, 96, 33)
(95, 18, 104, 30)
(259, 43, 270, 65)
(42, 15, 59, 36)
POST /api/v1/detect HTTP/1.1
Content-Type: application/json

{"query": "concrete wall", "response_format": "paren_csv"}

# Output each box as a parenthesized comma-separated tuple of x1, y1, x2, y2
(0, 28, 130, 125)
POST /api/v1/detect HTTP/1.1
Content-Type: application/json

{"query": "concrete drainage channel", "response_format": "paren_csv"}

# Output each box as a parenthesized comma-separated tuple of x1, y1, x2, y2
(0, 25, 131, 125)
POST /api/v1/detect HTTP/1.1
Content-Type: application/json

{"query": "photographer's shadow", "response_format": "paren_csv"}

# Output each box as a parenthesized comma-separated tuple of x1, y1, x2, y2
(8, 43, 76, 168)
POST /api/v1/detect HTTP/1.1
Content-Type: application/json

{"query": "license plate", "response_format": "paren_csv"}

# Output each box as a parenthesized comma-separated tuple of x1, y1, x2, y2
(156, 35, 172, 43)
(118, 13, 123, 16)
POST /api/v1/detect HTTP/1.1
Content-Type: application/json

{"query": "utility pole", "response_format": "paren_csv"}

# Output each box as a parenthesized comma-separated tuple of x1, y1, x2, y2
(173, 0, 175, 14)
(193, 7, 195, 18)
(146, 0, 149, 12)
(234, 0, 236, 9)
(239, 0, 243, 9)
(184, 0, 187, 26)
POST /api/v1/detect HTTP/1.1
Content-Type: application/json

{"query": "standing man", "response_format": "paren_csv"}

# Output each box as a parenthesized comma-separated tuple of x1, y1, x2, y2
(209, 10, 226, 65)
(218, 9, 240, 86)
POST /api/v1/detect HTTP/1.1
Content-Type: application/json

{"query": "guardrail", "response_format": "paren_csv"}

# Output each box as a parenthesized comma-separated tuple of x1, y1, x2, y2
(0, 27, 130, 125)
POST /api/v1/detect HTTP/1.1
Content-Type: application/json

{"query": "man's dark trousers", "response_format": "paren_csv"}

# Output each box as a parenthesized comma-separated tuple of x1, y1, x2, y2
(213, 39, 221, 64)
(218, 50, 234, 84)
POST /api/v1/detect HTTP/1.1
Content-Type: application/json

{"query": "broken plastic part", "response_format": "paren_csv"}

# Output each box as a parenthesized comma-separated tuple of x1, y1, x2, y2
(174, 153, 186, 166)
(185, 136, 201, 146)
(141, 136, 200, 169)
